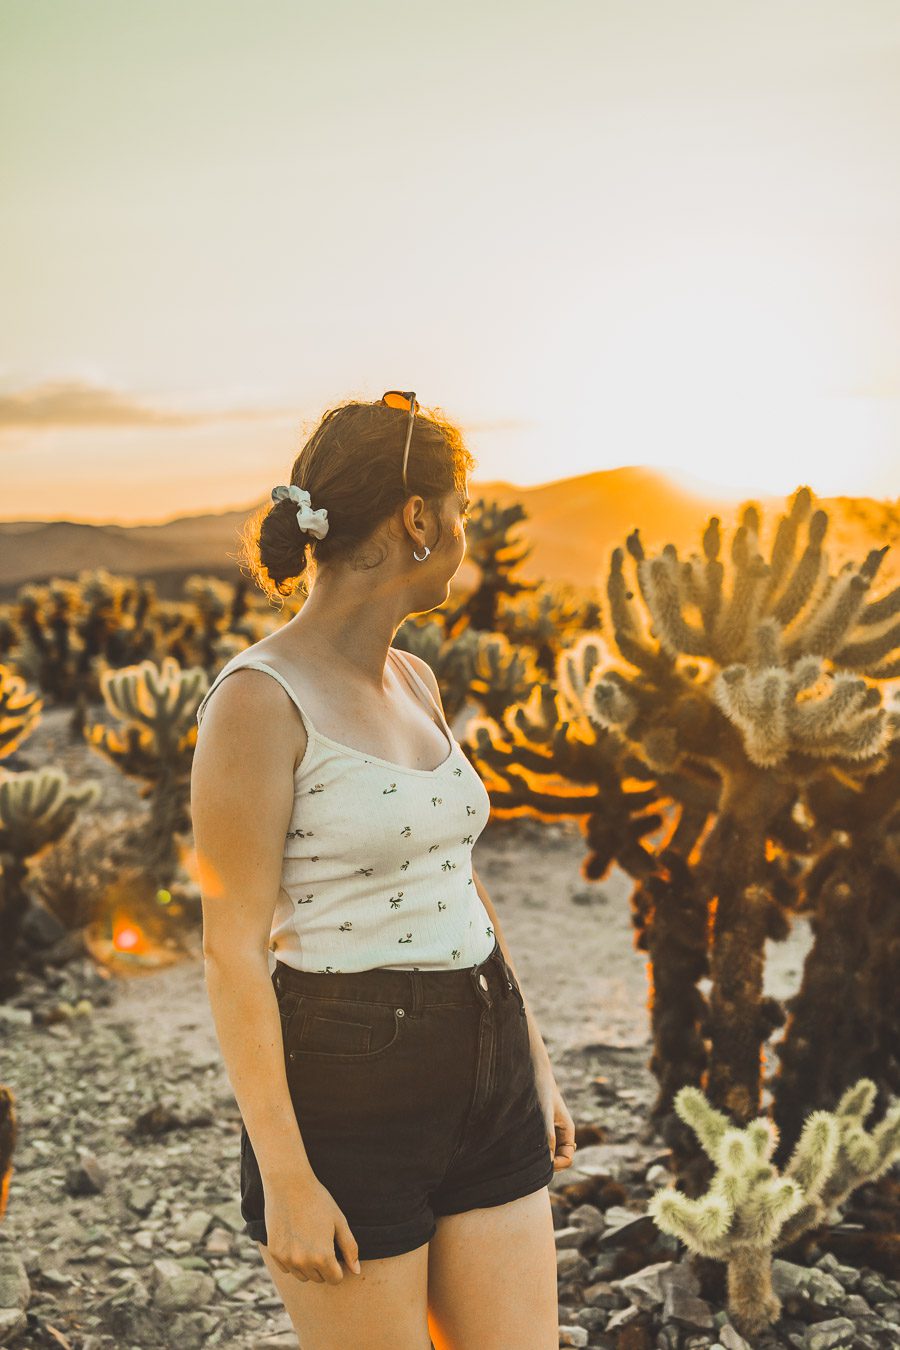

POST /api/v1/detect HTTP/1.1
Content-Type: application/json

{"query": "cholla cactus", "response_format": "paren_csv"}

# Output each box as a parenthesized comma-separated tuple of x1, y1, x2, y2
(0, 767, 101, 991)
(85, 656, 206, 886)
(649, 1081, 900, 1335)
(472, 488, 900, 1146)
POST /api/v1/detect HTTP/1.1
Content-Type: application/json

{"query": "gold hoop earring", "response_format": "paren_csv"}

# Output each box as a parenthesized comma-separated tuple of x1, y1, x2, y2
(413, 546, 430, 562)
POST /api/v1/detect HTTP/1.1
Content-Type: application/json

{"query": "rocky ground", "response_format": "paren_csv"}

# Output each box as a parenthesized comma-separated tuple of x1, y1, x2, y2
(1, 809, 898, 1349)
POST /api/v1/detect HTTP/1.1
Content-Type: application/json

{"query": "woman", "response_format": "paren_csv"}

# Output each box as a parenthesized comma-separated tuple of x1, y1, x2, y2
(190, 393, 576, 1350)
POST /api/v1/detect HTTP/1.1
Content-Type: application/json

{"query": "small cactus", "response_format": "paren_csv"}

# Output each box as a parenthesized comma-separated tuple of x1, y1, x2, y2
(649, 1081, 900, 1335)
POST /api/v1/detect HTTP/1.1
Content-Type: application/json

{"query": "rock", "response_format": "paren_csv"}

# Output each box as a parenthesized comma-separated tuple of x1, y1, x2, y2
(0, 1307, 27, 1342)
(583, 1281, 624, 1310)
(65, 1151, 107, 1195)
(617, 1261, 680, 1309)
(606, 1305, 641, 1330)
(567, 1202, 606, 1235)
(646, 1164, 671, 1186)
(719, 1326, 752, 1350)
(567, 1142, 643, 1182)
(252, 1337, 300, 1349)
(814, 1252, 860, 1292)
(803, 1318, 855, 1350)
(0, 1248, 30, 1314)
(554, 1225, 586, 1250)
(771, 1259, 846, 1311)
(211, 1199, 246, 1232)
(662, 1285, 715, 1330)
(859, 1271, 896, 1305)
(152, 1268, 216, 1312)
(128, 1182, 157, 1215)
(557, 1249, 591, 1282)
(595, 1212, 657, 1249)
(173, 1208, 214, 1243)
(558, 1327, 589, 1347)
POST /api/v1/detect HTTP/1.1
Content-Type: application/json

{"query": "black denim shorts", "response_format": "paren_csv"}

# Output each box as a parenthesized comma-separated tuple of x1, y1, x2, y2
(240, 938, 554, 1260)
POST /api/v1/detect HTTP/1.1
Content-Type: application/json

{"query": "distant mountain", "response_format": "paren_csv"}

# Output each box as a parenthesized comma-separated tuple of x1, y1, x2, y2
(1, 468, 896, 598)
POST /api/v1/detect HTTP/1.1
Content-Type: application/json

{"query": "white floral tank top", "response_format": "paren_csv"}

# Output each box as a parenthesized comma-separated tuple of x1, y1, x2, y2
(195, 646, 494, 974)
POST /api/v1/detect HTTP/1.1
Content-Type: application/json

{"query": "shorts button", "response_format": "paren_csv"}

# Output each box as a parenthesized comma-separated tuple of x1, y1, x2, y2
(478, 973, 488, 990)
(396, 1007, 405, 1016)
(507, 980, 512, 989)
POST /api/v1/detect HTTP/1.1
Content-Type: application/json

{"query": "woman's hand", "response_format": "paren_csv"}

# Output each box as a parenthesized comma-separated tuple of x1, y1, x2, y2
(263, 1174, 362, 1283)
(533, 1062, 577, 1171)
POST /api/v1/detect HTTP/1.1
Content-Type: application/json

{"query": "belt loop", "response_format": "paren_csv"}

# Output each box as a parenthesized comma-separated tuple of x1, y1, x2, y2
(409, 968, 423, 1017)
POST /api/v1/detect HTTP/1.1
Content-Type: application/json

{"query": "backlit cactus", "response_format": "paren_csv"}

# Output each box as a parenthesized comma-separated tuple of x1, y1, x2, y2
(85, 656, 207, 886)
(649, 1081, 900, 1335)
(467, 488, 900, 1154)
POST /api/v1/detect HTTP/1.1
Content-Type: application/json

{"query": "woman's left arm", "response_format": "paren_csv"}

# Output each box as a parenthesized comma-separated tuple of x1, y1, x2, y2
(472, 865, 577, 1173)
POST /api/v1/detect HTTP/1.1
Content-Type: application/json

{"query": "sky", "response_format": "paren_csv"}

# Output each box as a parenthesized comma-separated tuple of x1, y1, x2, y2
(2, 0, 899, 524)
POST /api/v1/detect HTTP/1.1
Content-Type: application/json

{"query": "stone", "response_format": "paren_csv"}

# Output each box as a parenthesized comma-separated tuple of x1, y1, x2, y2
(66, 1151, 107, 1195)
(606, 1305, 641, 1330)
(617, 1261, 680, 1309)
(0, 1305, 27, 1340)
(662, 1285, 715, 1331)
(558, 1327, 589, 1347)
(173, 1208, 214, 1243)
(860, 1272, 897, 1305)
(583, 1281, 624, 1310)
(152, 1268, 216, 1312)
(0, 1248, 30, 1313)
(555, 1225, 586, 1249)
(251, 1337, 300, 1350)
(719, 1327, 752, 1350)
(557, 1249, 592, 1282)
(568, 1202, 606, 1234)
(803, 1319, 855, 1350)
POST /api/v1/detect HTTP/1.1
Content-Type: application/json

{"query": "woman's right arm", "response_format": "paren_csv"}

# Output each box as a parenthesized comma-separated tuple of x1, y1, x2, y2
(190, 668, 360, 1283)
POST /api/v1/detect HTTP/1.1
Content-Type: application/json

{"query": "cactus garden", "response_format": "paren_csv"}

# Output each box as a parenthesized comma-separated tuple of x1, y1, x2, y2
(0, 486, 898, 1349)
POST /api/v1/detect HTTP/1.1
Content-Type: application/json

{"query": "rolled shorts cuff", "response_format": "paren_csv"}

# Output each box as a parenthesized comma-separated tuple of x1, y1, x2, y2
(244, 1211, 438, 1261)
(431, 1150, 555, 1218)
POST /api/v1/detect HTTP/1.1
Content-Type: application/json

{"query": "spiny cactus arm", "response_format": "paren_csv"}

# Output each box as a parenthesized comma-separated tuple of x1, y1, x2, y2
(674, 1085, 733, 1159)
(648, 1185, 733, 1260)
(0, 768, 101, 857)
(607, 547, 648, 642)
(713, 667, 790, 768)
(765, 488, 812, 596)
(789, 673, 876, 741)
(825, 1096, 900, 1204)
(588, 676, 638, 731)
(0, 664, 44, 760)
(783, 1110, 840, 1199)
(783, 568, 871, 661)
(770, 509, 829, 628)
(799, 708, 890, 762)
(832, 618, 900, 673)
(712, 548, 771, 666)
(733, 1172, 805, 1244)
(855, 574, 899, 626)
(639, 557, 710, 657)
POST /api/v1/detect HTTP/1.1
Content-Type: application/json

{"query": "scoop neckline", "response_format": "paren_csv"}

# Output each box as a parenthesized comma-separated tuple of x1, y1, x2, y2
(224, 651, 458, 778)
(302, 724, 457, 777)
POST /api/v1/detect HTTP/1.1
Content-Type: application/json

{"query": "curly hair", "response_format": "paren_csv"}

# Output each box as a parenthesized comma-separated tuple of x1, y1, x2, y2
(238, 398, 475, 603)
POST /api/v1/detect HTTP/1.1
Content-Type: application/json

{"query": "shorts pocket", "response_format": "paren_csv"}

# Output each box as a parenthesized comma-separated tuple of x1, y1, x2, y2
(288, 995, 406, 1060)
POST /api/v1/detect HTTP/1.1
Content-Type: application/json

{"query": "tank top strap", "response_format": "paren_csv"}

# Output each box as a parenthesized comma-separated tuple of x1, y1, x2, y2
(389, 647, 453, 738)
(196, 655, 315, 738)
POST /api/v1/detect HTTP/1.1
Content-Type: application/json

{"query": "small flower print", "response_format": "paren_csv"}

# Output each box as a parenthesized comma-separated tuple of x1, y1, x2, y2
(451, 949, 460, 960)
(308, 783, 325, 794)
(486, 924, 494, 939)
(431, 796, 443, 806)
(356, 866, 374, 876)
(398, 933, 413, 944)
(461, 834, 473, 844)
(401, 825, 412, 837)
(287, 827, 315, 838)
(298, 893, 314, 905)
(437, 901, 447, 912)
(441, 859, 457, 872)
(452, 766, 462, 776)
(310, 854, 320, 861)
(399, 859, 410, 871)
(339, 921, 352, 932)
(466, 805, 476, 816)
(388, 892, 405, 909)
(319, 965, 336, 974)
(428, 843, 439, 853)
(383, 783, 398, 795)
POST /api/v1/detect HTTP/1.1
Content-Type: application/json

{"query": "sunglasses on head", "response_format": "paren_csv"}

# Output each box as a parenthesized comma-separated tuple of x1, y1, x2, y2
(381, 390, 420, 491)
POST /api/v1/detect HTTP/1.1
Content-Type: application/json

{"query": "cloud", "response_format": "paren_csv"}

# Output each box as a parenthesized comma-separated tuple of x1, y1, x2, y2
(0, 380, 291, 429)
